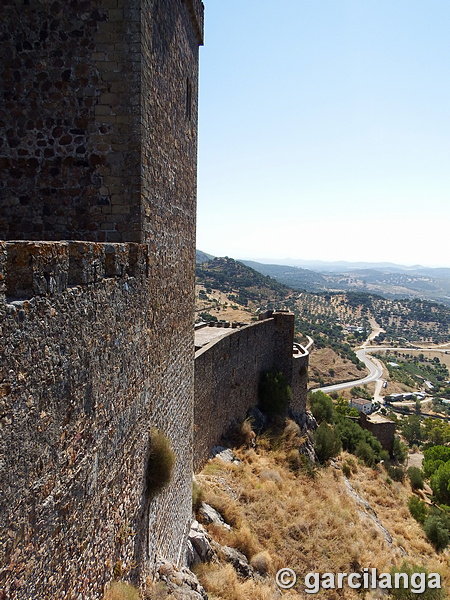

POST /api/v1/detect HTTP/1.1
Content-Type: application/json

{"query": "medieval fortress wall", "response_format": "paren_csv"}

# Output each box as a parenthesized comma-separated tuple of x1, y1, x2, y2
(0, 240, 195, 598)
(194, 315, 309, 471)
(1, 1, 203, 597)
(0, 2, 308, 598)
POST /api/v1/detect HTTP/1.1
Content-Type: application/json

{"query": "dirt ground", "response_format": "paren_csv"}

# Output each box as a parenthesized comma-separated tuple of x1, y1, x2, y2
(195, 285, 254, 323)
(308, 347, 365, 391)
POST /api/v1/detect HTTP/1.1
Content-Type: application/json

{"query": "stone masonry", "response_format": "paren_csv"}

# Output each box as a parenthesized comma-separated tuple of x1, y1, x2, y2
(0, 2, 310, 598)
(0, 1, 203, 599)
(193, 312, 309, 471)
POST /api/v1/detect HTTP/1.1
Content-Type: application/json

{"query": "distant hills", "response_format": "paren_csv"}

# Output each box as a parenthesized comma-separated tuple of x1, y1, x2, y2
(196, 251, 450, 306)
(248, 257, 450, 276)
(196, 250, 215, 264)
(195, 253, 450, 385)
(196, 256, 290, 309)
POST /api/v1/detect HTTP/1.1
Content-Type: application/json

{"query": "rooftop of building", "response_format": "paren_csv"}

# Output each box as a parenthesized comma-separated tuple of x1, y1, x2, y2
(365, 413, 395, 424)
(351, 397, 373, 406)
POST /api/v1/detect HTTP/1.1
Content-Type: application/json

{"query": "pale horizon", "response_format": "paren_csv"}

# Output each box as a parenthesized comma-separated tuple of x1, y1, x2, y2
(197, 1, 450, 270)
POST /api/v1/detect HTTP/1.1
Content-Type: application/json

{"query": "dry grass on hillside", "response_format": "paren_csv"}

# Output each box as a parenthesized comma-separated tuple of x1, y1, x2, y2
(195, 285, 254, 323)
(308, 347, 366, 390)
(195, 429, 449, 600)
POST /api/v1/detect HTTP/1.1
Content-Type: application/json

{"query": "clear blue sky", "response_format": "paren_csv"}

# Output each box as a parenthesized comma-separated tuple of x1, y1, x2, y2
(196, 0, 450, 267)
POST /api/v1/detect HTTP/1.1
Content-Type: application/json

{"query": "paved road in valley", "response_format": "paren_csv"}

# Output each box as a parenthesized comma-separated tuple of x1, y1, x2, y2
(314, 348, 384, 394)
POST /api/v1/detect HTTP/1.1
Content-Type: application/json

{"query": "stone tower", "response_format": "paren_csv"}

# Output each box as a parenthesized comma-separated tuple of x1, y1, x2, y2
(0, 1, 203, 598)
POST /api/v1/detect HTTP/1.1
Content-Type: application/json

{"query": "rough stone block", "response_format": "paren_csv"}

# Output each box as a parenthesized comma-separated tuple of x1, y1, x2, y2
(5, 241, 69, 299)
(68, 242, 105, 285)
(104, 243, 129, 278)
(0, 241, 6, 298)
(128, 243, 148, 277)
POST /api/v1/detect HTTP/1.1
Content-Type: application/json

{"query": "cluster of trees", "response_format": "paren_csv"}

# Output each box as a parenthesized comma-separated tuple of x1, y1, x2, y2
(423, 446, 450, 505)
(399, 414, 450, 446)
(407, 446, 450, 552)
(309, 391, 393, 466)
(373, 298, 450, 344)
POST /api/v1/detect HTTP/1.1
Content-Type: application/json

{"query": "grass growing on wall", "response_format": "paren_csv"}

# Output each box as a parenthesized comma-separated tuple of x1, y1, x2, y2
(145, 428, 175, 499)
(103, 582, 140, 600)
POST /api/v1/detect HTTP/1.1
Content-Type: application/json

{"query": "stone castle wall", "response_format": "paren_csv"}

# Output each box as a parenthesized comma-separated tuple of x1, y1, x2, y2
(291, 343, 309, 416)
(0, 0, 204, 598)
(193, 313, 309, 471)
(0, 240, 195, 599)
(0, 0, 203, 243)
(0, 2, 311, 598)
(359, 413, 395, 455)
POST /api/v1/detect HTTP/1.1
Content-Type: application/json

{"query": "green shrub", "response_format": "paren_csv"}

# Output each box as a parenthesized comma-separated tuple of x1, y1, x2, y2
(430, 461, 450, 505)
(423, 515, 449, 552)
(423, 446, 450, 475)
(309, 390, 335, 424)
(408, 496, 428, 524)
(355, 441, 376, 467)
(389, 562, 445, 599)
(334, 416, 382, 463)
(385, 464, 406, 482)
(342, 462, 352, 477)
(259, 371, 292, 418)
(314, 422, 341, 464)
(192, 479, 204, 512)
(335, 417, 362, 452)
(407, 466, 424, 490)
(393, 436, 408, 464)
(145, 429, 175, 499)
(380, 449, 390, 462)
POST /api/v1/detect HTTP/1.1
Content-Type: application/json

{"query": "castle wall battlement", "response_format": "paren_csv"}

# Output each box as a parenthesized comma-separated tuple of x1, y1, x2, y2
(0, 247, 195, 598)
(193, 312, 308, 471)
(0, 0, 204, 596)
(1, 240, 148, 301)
(0, 2, 310, 597)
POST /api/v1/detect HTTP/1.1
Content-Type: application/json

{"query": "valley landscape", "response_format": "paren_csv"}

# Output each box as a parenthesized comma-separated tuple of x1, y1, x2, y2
(193, 251, 450, 599)
(2, 0, 449, 597)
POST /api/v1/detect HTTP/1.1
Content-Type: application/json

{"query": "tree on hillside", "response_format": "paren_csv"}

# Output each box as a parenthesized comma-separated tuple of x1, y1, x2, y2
(314, 422, 341, 463)
(430, 461, 450, 505)
(309, 391, 334, 424)
(400, 414, 423, 444)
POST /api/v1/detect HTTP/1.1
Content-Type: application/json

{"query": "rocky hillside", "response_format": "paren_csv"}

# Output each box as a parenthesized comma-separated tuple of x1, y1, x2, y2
(196, 256, 450, 345)
(196, 256, 291, 310)
(191, 426, 449, 600)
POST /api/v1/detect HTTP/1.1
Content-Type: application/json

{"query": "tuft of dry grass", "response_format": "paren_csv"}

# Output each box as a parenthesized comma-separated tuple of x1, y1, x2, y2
(250, 551, 273, 575)
(196, 563, 278, 600)
(103, 582, 140, 600)
(145, 429, 175, 500)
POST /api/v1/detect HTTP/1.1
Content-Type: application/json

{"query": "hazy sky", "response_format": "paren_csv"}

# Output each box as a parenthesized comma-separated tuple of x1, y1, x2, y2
(196, 0, 450, 267)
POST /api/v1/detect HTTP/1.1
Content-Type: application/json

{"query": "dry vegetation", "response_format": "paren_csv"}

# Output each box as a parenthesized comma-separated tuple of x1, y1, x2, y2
(195, 285, 254, 323)
(194, 429, 449, 600)
(308, 347, 365, 390)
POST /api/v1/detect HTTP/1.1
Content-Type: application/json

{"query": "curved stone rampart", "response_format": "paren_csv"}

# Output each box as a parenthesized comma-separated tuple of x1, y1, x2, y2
(193, 312, 308, 471)
(0, 240, 194, 598)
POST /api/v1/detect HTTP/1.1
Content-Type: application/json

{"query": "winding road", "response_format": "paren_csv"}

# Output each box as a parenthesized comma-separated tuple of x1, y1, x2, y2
(314, 343, 449, 400)
(315, 348, 384, 394)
